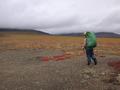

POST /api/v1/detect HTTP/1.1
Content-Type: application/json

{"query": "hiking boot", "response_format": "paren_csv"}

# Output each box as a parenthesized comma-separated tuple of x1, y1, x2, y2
(93, 59, 97, 65)
(87, 62, 91, 65)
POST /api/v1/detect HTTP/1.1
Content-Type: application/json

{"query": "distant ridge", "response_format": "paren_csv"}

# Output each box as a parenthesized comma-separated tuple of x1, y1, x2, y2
(58, 33, 83, 36)
(0, 28, 120, 38)
(58, 32, 120, 38)
(0, 28, 50, 35)
(95, 32, 120, 38)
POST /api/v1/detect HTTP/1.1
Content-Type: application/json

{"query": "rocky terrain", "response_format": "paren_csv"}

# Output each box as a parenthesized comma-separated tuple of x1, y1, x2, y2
(0, 49, 120, 90)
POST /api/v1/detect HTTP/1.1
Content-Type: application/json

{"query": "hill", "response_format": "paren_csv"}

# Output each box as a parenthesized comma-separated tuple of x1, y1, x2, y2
(0, 28, 49, 35)
(57, 32, 120, 38)
(95, 32, 120, 38)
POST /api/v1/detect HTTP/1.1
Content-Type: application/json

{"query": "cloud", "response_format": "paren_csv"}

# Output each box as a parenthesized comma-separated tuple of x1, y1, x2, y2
(0, 0, 120, 33)
(94, 9, 120, 33)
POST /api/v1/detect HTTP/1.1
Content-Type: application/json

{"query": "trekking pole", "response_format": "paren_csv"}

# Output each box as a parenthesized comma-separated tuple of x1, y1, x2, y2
(81, 46, 85, 55)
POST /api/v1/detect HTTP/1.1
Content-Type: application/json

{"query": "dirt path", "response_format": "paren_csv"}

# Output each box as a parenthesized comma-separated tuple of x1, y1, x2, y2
(0, 49, 120, 90)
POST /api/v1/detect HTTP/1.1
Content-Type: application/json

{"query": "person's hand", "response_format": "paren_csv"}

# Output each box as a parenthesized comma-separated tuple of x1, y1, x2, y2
(81, 46, 85, 50)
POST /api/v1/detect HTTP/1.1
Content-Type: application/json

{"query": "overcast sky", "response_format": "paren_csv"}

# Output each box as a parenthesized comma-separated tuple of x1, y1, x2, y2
(0, 0, 120, 34)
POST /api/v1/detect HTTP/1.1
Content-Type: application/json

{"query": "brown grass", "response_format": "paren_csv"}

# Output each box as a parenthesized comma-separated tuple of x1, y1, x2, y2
(0, 33, 120, 56)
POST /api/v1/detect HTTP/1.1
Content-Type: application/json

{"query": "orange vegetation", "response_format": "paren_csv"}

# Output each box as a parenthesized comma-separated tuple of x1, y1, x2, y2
(0, 34, 120, 57)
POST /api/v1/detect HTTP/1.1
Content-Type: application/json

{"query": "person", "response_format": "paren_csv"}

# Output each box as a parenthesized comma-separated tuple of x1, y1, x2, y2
(82, 32, 97, 65)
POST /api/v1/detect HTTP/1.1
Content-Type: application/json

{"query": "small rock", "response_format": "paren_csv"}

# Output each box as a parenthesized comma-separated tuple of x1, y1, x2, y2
(80, 80, 86, 84)
(116, 74, 120, 84)
(84, 74, 90, 79)
(106, 86, 116, 90)
(101, 72, 106, 76)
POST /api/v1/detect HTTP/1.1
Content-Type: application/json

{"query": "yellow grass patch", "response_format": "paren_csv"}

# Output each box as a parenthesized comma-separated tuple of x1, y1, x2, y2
(0, 33, 120, 56)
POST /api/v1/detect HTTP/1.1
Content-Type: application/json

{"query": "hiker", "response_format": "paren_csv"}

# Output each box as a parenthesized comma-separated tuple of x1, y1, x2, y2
(82, 32, 97, 65)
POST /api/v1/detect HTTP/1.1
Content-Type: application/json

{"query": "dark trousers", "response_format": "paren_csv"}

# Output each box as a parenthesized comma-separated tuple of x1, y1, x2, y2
(85, 48, 97, 64)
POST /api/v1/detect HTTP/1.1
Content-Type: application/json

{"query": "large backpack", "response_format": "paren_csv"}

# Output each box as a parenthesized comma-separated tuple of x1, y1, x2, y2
(86, 32, 97, 48)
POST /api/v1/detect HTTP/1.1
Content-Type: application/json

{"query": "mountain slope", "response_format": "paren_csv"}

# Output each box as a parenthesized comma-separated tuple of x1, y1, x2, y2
(0, 28, 50, 35)
(58, 32, 120, 38)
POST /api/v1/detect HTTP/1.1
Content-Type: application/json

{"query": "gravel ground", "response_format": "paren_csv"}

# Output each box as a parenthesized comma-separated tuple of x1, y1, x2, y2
(0, 49, 120, 90)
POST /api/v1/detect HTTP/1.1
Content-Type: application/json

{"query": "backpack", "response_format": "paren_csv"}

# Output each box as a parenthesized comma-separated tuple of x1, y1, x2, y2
(86, 32, 97, 48)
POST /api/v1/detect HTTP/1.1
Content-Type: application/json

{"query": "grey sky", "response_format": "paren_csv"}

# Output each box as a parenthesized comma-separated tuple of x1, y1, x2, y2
(0, 0, 120, 34)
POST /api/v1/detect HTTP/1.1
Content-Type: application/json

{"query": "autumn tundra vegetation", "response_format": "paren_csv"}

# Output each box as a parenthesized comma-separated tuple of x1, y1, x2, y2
(0, 32, 120, 90)
(0, 33, 120, 61)
(0, 33, 120, 55)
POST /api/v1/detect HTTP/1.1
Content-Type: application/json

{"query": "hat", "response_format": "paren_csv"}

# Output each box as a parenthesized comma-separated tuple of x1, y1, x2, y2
(84, 32, 87, 35)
